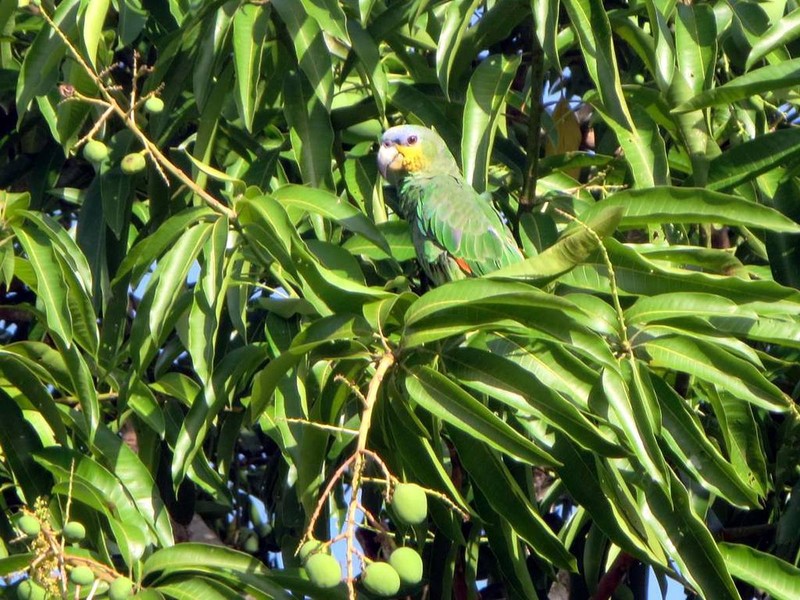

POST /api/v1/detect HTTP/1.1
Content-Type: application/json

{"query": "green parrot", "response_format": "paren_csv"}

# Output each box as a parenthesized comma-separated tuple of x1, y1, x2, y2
(377, 125, 523, 286)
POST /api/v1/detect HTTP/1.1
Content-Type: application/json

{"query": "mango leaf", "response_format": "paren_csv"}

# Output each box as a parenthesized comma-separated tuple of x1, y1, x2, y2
(643, 473, 740, 599)
(0, 389, 52, 505)
(653, 376, 761, 507)
(142, 543, 296, 599)
(443, 348, 619, 455)
(16, 0, 80, 120)
(706, 129, 800, 192)
(719, 542, 800, 600)
(577, 186, 800, 233)
(12, 226, 72, 347)
(562, 0, 657, 187)
(232, 2, 269, 132)
(625, 293, 755, 324)
(674, 57, 800, 112)
(283, 71, 334, 188)
(402, 279, 616, 367)
(249, 314, 372, 421)
(118, 0, 147, 45)
(462, 54, 520, 193)
(273, 0, 333, 109)
(113, 207, 216, 286)
(347, 20, 386, 116)
(562, 239, 800, 309)
(551, 438, 665, 562)
(35, 448, 151, 561)
(643, 335, 790, 411)
(404, 366, 559, 466)
(490, 206, 623, 281)
(449, 427, 577, 571)
(600, 366, 669, 489)
(747, 8, 800, 69)
(272, 185, 390, 255)
(436, 0, 482, 98)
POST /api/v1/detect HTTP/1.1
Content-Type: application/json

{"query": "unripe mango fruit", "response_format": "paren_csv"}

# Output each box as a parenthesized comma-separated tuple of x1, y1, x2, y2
(63, 521, 86, 542)
(16, 580, 46, 600)
(16, 515, 40, 537)
(391, 483, 428, 525)
(69, 566, 95, 586)
(144, 97, 164, 114)
(298, 539, 323, 562)
(362, 562, 401, 597)
(305, 553, 341, 589)
(389, 547, 423, 585)
(83, 140, 109, 162)
(108, 576, 134, 599)
(121, 153, 146, 174)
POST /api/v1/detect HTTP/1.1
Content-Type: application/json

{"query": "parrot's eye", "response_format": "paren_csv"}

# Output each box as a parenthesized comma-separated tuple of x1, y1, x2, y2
(406, 135, 418, 145)
(382, 140, 393, 147)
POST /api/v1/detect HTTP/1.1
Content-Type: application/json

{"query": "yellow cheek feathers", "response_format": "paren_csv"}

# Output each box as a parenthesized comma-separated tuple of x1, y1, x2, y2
(396, 144, 429, 172)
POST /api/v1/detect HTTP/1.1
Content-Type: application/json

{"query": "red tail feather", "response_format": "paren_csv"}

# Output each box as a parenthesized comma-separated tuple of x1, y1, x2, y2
(453, 257, 473, 275)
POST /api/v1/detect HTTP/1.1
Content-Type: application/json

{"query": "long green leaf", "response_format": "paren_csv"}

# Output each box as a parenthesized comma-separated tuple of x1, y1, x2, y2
(644, 335, 790, 411)
(187, 217, 229, 383)
(403, 280, 616, 367)
(0, 389, 52, 504)
(625, 293, 754, 324)
(273, 0, 333, 109)
(443, 348, 619, 455)
(562, 0, 656, 187)
(16, 0, 80, 120)
(148, 222, 213, 346)
(232, 2, 269, 132)
(449, 427, 576, 571)
(577, 186, 800, 233)
(707, 129, 800, 192)
(674, 57, 800, 112)
(653, 376, 761, 507)
(562, 239, 800, 310)
(404, 366, 559, 466)
(13, 227, 72, 347)
(643, 473, 739, 599)
(462, 54, 519, 192)
(272, 185, 390, 254)
(35, 447, 151, 560)
(347, 20, 386, 116)
(436, 0, 482, 98)
(283, 71, 334, 188)
(719, 542, 800, 600)
(600, 366, 668, 489)
(551, 438, 665, 563)
(491, 205, 623, 281)
(747, 7, 800, 69)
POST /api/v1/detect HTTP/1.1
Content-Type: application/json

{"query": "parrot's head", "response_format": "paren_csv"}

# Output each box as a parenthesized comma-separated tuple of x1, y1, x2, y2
(377, 125, 460, 185)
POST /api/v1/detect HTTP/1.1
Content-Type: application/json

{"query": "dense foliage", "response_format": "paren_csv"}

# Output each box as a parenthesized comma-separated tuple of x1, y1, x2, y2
(2, 0, 800, 598)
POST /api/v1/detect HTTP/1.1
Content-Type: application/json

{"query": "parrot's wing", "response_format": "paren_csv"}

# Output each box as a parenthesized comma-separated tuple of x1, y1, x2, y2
(414, 174, 522, 276)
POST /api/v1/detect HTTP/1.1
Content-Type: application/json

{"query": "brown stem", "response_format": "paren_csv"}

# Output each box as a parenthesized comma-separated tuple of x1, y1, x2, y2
(592, 552, 637, 600)
(719, 523, 776, 542)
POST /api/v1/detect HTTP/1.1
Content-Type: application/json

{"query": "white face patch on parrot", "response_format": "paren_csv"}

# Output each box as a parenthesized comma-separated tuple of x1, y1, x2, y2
(377, 142, 401, 179)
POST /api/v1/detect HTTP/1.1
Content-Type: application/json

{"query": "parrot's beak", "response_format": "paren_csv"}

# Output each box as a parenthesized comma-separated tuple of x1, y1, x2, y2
(377, 142, 402, 180)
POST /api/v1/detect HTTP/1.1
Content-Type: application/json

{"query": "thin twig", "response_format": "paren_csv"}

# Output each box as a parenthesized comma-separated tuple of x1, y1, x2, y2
(281, 417, 359, 436)
(37, 5, 236, 220)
